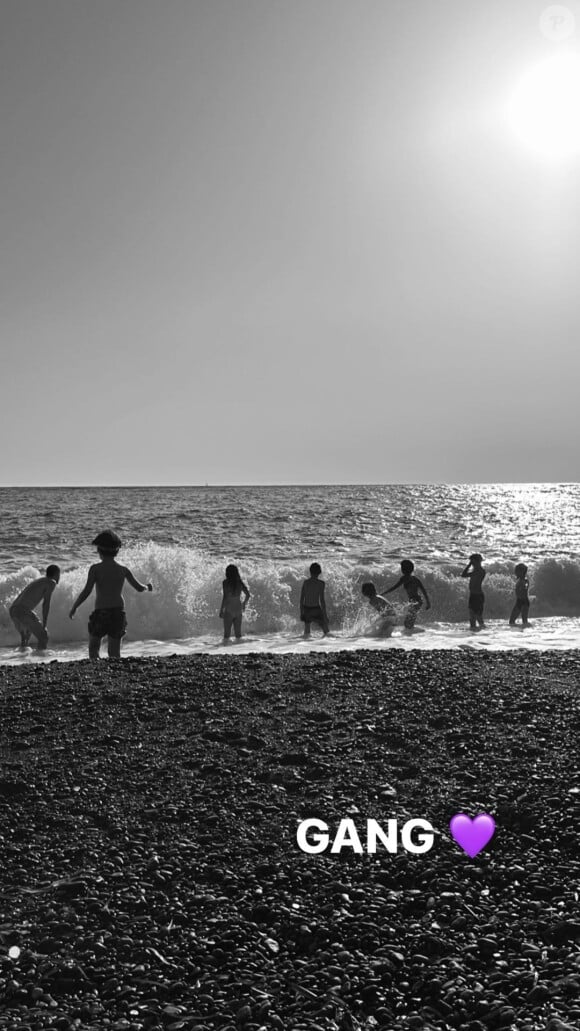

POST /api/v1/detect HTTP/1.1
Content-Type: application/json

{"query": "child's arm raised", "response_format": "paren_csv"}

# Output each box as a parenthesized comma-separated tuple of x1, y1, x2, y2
(125, 568, 153, 593)
(461, 563, 472, 578)
(69, 566, 97, 618)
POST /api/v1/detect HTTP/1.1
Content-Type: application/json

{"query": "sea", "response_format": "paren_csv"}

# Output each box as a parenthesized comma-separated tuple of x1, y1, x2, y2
(1, 483, 580, 665)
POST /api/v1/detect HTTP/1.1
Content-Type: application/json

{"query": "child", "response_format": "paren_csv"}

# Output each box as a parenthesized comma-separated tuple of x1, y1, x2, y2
(361, 581, 391, 614)
(361, 582, 394, 636)
(10, 565, 61, 649)
(461, 553, 486, 630)
(300, 562, 329, 637)
(382, 560, 431, 629)
(509, 563, 530, 627)
(69, 530, 152, 659)
(219, 564, 250, 641)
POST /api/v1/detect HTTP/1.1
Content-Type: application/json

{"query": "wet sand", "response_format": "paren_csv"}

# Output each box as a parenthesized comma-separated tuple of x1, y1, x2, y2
(1, 650, 580, 1030)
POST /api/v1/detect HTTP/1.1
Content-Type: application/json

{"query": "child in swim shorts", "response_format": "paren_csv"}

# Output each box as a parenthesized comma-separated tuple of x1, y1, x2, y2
(10, 565, 61, 649)
(381, 560, 431, 629)
(69, 530, 152, 659)
(300, 563, 329, 637)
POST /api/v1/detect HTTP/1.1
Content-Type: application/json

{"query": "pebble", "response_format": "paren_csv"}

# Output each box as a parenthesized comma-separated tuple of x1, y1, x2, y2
(1, 651, 579, 1030)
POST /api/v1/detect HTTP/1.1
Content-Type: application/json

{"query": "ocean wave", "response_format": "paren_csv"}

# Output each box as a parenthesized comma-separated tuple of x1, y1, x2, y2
(1, 545, 579, 647)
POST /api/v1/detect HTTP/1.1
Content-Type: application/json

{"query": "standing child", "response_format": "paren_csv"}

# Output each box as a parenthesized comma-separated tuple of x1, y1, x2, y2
(509, 563, 530, 627)
(69, 530, 152, 659)
(461, 553, 486, 630)
(219, 564, 250, 641)
(381, 560, 431, 629)
(10, 565, 61, 649)
(300, 562, 329, 637)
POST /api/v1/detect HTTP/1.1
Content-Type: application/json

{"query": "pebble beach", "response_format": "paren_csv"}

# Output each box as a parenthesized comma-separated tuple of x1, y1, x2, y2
(1, 650, 580, 1031)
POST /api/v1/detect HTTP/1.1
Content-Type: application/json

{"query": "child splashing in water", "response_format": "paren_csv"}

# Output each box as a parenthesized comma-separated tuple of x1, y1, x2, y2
(382, 560, 431, 630)
(361, 581, 391, 614)
(219, 564, 250, 642)
(361, 582, 395, 636)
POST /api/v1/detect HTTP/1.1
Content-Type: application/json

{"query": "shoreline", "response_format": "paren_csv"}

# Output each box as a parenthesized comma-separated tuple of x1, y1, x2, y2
(2, 613, 580, 668)
(1, 650, 580, 1029)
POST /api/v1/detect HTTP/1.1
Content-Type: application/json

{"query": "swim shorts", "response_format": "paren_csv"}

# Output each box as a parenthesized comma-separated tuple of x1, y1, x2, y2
(301, 605, 329, 632)
(88, 607, 127, 640)
(9, 604, 48, 646)
(404, 598, 423, 629)
(301, 605, 324, 623)
(468, 593, 485, 615)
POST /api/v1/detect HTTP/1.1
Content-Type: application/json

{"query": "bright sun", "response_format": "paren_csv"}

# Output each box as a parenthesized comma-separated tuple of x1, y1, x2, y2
(508, 52, 580, 158)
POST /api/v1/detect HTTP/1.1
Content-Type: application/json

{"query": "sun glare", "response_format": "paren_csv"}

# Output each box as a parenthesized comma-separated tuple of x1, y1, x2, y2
(508, 52, 580, 158)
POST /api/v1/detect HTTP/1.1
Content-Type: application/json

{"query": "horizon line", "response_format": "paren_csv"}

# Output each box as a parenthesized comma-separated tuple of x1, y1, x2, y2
(0, 481, 570, 489)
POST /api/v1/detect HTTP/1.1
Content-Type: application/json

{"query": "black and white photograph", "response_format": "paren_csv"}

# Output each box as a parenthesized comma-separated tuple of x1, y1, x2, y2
(1, 2, 580, 1029)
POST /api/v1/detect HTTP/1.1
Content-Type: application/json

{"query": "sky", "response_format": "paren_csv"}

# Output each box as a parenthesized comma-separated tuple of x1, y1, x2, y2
(1, 0, 579, 485)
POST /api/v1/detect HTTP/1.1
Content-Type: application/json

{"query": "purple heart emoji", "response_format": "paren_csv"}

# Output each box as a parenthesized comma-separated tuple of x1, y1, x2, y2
(449, 813, 495, 858)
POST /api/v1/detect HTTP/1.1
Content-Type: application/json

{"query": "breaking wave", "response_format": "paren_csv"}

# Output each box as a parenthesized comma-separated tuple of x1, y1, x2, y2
(1, 544, 579, 647)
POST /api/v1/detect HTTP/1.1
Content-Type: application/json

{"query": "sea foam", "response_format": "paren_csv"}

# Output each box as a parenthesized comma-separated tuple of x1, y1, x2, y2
(1, 543, 580, 649)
